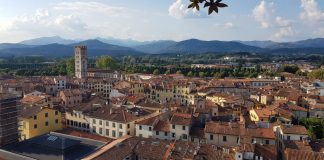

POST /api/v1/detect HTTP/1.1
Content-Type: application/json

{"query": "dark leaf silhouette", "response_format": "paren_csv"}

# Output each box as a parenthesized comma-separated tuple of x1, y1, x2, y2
(187, 0, 228, 14)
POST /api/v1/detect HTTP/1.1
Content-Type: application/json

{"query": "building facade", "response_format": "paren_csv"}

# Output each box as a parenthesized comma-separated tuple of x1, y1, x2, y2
(0, 93, 19, 147)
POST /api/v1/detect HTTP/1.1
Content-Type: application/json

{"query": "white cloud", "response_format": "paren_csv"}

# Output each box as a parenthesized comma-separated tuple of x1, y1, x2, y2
(275, 16, 291, 27)
(0, 1, 142, 41)
(252, 1, 297, 40)
(300, 0, 324, 22)
(274, 26, 296, 39)
(314, 27, 324, 36)
(252, 1, 274, 28)
(6, 9, 87, 36)
(215, 22, 234, 29)
(54, 1, 128, 17)
(168, 0, 206, 19)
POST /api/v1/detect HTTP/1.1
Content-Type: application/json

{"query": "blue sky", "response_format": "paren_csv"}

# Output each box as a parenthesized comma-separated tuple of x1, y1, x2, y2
(0, 0, 324, 43)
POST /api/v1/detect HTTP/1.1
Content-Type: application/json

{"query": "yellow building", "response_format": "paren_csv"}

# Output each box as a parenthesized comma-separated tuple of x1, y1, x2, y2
(19, 106, 62, 140)
(130, 82, 145, 95)
(249, 108, 272, 122)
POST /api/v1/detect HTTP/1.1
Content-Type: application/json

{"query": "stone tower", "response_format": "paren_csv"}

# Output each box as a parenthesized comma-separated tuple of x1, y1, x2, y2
(75, 46, 87, 79)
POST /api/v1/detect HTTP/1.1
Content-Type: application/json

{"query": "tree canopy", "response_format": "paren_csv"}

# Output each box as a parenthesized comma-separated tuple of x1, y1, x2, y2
(95, 56, 117, 70)
(308, 69, 324, 80)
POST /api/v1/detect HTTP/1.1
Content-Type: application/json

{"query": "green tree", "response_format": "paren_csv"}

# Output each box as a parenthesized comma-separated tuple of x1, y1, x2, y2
(300, 118, 324, 139)
(65, 58, 75, 76)
(199, 71, 205, 78)
(96, 56, 116, 70)
(153, 69, 160, 75)
(165, 69, 171, 75)
(308, 69, 324, 80)
(187, 71, 194, 77)
(279, 65, 299, 74)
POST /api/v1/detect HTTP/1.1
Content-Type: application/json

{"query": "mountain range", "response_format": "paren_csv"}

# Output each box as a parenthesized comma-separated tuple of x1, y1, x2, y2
(0, 36, 324, 57)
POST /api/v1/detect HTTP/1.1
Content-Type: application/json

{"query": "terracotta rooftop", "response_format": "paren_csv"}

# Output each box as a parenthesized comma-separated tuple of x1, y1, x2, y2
(170, 113, 192, 125)
(21, 95, 45, 105)
(56, 129, 113, 143)
(60, 89, 82, 97)
(86, 106, 155, 123)
(153, 120, 170, 132)
(281, 125, 308, 135)
(135, 115, 159, 126)
(253, 107, 273, 118)
(254, 144, 277, 160)
(284, 148, 324, 160)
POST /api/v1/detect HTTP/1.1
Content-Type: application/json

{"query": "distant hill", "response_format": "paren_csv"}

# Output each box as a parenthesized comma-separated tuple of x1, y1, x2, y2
(263, 47, 324, 55)
(236, 40, 277, 48)
(0, 40, 143, 57)
(133, 40, 177, 54)
(158, 39, 262, 54)
(268, 38, 324, 49)
(20, 36, 77, 45)
(0, 43, 33, 50)
(95, 37, 153, 47)
(1, 37, 324, 57)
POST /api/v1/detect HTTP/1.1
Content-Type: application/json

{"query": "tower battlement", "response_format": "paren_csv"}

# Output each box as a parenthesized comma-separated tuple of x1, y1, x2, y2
(75, 46, 87, 49)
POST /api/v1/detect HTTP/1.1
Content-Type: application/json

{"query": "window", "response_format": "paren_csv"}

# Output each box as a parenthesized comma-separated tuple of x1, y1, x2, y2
(266, 140, 269, 144)
(93, 126, 96, 133)
(210, 134, 214, 140)
(99, 120, 102, 125)
(67, 120, 70, 125)
(112, 123, 116, 128)
(45, 121, 49, 126)
(182, 126, 186, 130)
(139, 134, 143, 137)
(300, 136, 303, 141)
(164, 132, 168, 136)
(223, 136, 227, 142)
(106, 129, 109, 136)
(93, 119, 96, 124)
(45, 113, 48, 118)
(119, 132, 123, 137)
(139, 125, 142, 130)
(55, 119, 59, 124)
(127, 124, 130, 129)
(55, 111, 58, 115)
(99, 128, 103, 134)
(34, 124, 37, 129)
(33, 115, 37, 120)
(127, 131, 130, 135)
(119, 124, 123, 129)
(106, 122, 109, 126)
(172, 124, 175, 129)
(182, 134, 187, 139)
(112, 130, 116, 137)
(172, 133, 175, 138)
(287, 136, 290, 140)
(149, 127, 152, 131)
(156, 131, 159, 135)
